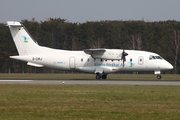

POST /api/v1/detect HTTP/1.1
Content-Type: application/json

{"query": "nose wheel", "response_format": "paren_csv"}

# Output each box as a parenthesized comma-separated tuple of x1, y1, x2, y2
(155, 71, 162, 79)
(157, 75, 162, 79)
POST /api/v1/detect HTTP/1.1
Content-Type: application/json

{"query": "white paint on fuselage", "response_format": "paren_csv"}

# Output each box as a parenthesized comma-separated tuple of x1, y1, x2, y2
(11, 48, 173, 74)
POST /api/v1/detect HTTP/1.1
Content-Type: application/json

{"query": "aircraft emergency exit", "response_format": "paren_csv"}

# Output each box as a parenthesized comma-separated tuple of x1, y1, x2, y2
(7, 21, 173, 79)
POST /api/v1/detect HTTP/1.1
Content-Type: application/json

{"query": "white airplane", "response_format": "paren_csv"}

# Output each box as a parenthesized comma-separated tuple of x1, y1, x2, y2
(7, 21, 173, 79)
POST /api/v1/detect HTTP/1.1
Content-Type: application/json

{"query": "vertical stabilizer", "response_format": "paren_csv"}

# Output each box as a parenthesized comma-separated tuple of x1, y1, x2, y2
(7, 21, 39, 55)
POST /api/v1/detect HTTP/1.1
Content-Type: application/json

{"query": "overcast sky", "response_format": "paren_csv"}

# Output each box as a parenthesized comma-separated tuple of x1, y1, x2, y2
(0, 0, 180, 23)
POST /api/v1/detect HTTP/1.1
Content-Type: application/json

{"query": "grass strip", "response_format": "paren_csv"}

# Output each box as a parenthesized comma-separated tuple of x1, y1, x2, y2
(0, 85, 180, 120)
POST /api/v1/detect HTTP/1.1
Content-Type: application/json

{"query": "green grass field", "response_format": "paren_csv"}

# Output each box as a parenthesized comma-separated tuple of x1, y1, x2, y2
(0, 74, 180, 120)
(0, 85, 180, 120)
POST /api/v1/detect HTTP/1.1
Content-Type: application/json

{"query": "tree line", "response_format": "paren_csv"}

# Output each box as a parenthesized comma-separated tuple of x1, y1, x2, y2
(0, 18, 179, 74)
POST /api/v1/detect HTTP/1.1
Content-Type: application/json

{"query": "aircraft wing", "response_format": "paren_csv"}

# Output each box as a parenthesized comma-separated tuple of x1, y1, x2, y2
(84, 49, 107, 59)
(84, 49, 106, 55)
(84, 48, 124, 60)
(84, 48, 106, 58)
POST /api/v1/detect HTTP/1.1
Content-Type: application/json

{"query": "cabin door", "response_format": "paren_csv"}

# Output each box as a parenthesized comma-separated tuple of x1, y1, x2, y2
(69, 57, 75, 69)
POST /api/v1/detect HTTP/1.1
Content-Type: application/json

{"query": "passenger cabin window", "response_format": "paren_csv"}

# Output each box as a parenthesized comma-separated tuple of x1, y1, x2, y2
(81, 58, 83, 62)
(149, 55, 163, 60)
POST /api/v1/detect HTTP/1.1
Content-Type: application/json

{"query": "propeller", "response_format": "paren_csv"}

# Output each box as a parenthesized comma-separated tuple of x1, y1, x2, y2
(121, 49, 128, 67)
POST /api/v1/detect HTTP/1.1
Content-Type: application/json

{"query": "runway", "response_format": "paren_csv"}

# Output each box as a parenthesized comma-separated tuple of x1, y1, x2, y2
(0, 79, 180, 85)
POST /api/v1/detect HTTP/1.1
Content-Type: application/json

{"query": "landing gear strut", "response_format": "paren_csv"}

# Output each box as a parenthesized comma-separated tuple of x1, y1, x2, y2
(95, 73, 107, 79)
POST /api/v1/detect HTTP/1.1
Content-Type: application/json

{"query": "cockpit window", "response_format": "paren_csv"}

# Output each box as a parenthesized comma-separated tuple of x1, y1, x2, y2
(149, 56, 153, 60)
(149, 55, 163, 60)
(155, 56, 163, 59)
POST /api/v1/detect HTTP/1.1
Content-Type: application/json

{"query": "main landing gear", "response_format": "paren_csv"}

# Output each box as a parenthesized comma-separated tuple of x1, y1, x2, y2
(96, 73, 107, 79)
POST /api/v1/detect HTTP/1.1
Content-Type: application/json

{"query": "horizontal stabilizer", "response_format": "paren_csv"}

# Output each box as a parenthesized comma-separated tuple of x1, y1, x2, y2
(27, 62, 43, 67)
(10, 55, 43, 67)
(7, 21, 22, 27)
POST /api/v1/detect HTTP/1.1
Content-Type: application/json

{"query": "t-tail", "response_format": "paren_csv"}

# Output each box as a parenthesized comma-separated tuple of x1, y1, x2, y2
(7, 21, 40, 55)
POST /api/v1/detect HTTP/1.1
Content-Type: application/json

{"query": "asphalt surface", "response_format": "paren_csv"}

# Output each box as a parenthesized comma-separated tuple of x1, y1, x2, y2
(0, 80, 180, 85)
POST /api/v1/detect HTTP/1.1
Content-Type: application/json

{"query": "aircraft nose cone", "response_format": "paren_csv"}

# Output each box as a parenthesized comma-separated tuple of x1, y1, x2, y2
(165, 61, 173, 70)
(168, 63, 174, 69)
(160, 60, 174, 70)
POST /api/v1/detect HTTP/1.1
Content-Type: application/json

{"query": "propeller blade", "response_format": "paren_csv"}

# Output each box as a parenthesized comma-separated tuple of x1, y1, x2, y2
(121, 50, 128, 67)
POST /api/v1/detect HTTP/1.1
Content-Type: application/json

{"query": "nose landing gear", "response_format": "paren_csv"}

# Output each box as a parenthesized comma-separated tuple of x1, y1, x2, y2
(157, 74, 162, 79)
(155, 71, 162, 79)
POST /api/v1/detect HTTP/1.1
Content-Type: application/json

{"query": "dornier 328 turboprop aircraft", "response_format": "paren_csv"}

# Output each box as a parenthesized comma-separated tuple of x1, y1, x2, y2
(7, 21, 173, 79)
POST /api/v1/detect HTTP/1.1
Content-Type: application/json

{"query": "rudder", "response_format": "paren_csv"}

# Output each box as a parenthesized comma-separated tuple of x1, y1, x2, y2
(7, 21, 39, 55)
